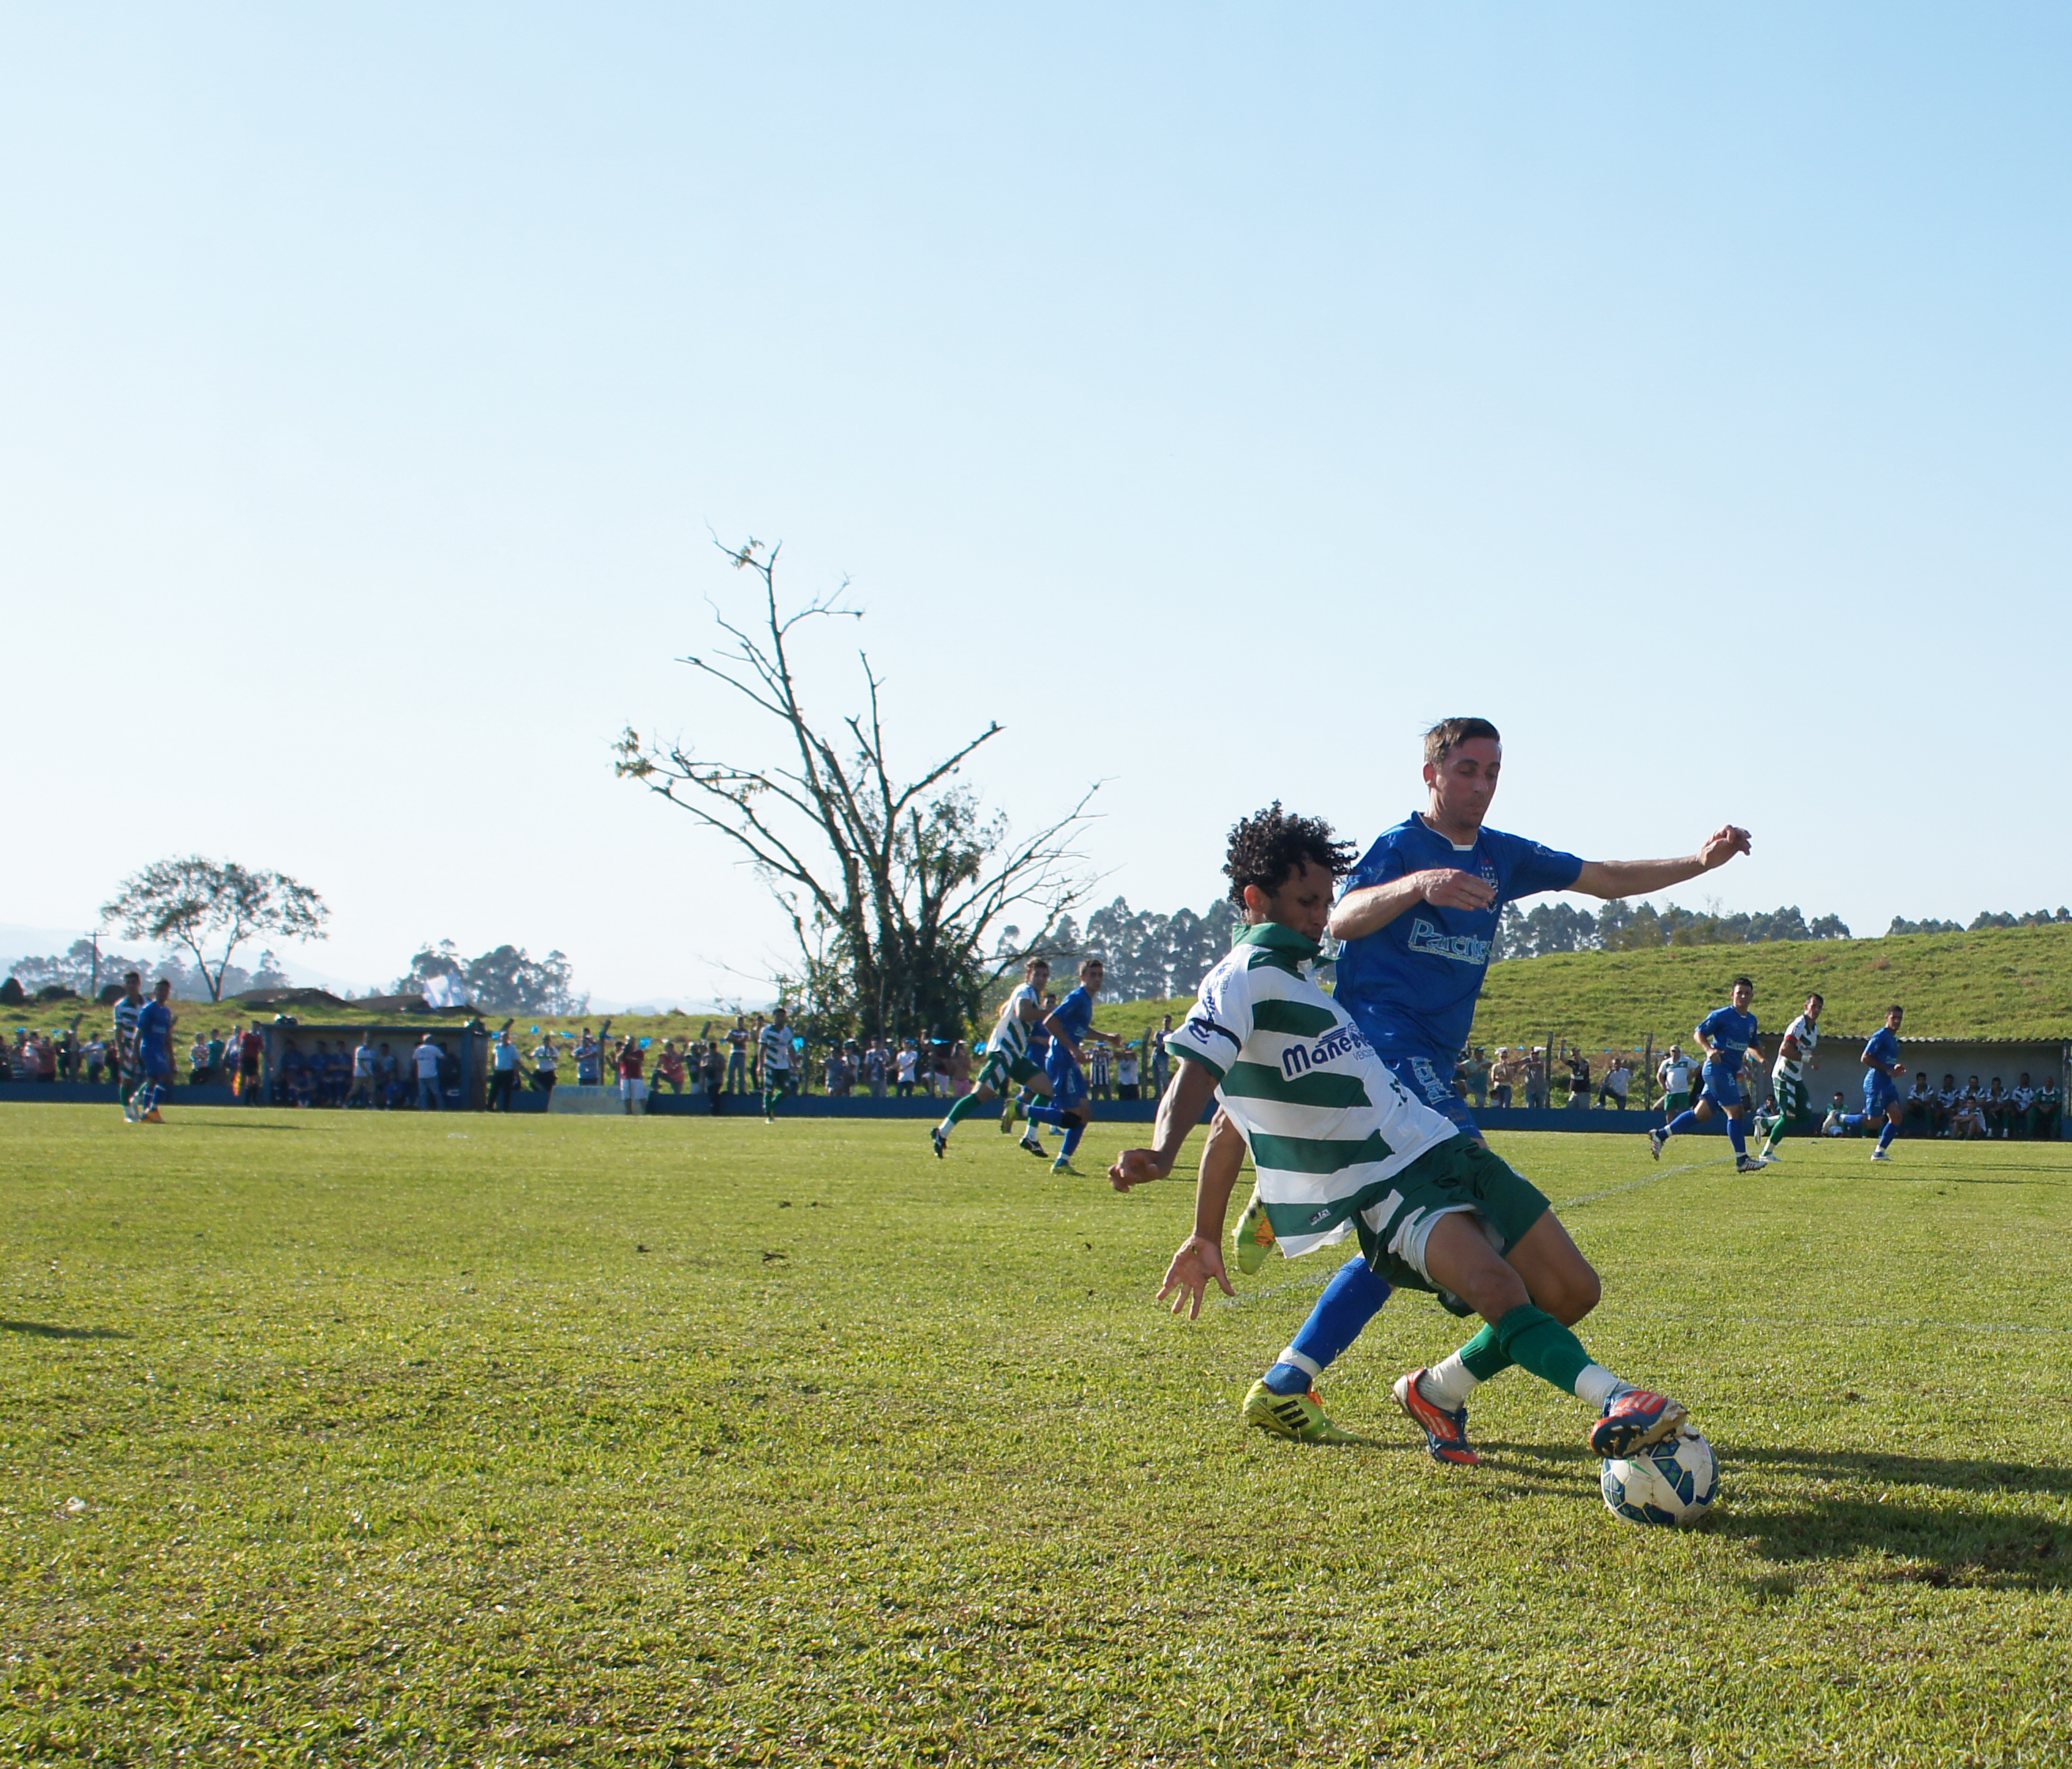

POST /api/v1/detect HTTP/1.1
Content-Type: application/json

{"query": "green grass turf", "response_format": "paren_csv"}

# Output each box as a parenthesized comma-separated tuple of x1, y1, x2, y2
(3, 1106, 2070, 1765)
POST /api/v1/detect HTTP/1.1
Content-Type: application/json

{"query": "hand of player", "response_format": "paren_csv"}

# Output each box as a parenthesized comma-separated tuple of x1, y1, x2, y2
(1423, 868, 1497, 911)
(1109, 1147, 1172, 1191)
(1154, 1234, 1234, 1320)
(1698, 825, 1752, 870)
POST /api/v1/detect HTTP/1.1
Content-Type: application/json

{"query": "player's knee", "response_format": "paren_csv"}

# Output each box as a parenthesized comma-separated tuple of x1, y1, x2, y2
(1548, 1263, 1602, 1324)
(1463, 1260, 1530, 1322)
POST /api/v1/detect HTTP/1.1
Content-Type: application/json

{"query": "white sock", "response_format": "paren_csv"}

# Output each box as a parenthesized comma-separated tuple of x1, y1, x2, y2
(1573, 1364, 1627, 1409)
(1274, 1346, 1323, 1381)
(1417, 1354, 1481, 1410)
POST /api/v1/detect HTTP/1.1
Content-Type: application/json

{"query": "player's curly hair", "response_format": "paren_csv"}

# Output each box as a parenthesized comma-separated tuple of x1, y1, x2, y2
(1222, 803, 1356, 906)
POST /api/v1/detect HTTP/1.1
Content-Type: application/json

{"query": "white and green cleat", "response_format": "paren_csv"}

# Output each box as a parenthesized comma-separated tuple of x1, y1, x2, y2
(1241, 1379, 1366, 1445)
(1232, 1188, 1278, 1275)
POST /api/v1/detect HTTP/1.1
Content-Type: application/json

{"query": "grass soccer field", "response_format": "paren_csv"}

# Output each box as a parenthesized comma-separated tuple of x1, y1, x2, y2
(3, 1106, 2070, 1766)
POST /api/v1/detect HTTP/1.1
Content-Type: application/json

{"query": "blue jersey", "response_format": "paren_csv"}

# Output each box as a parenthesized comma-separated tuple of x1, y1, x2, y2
(1045, 985, 1095, 1069)
(1334, 815, 1582, 1060)
(1696, 1005, 1759, 1069)
(1863, 1026, 1901, 1074)
(135, 1000, 175, 1072)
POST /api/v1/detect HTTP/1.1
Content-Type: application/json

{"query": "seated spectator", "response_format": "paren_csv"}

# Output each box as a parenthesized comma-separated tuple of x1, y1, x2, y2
(1822, 1091, 1849, 1134)
(281, 1041, 316, 1107)
(2033, 1076, 2062, 1141)
(656, 1039, 687, 1095)
(1950, 1077, 1989, 1140)
(1935, 1073, 1961, 1136)
(1984, 1077, 2013, 1140)
(2010, 1073, 2036, 1140)
(1596, 1057, 1631, 1111)
(1903, 1074, 1936, 1134)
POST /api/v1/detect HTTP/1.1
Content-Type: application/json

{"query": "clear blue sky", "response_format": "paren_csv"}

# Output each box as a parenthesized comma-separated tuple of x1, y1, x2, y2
(7, 4, 2068, 1005)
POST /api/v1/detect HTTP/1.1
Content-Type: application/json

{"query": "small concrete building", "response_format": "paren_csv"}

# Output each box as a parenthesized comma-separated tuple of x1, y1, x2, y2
(1766, 1031, 2065, 1133)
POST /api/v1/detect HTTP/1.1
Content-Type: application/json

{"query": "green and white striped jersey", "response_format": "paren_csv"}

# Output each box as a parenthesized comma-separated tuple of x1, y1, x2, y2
(1167, 920, 1456, 1258)
(1775, 1014, 1819, 1079)
(987, 998, 1030, 1061)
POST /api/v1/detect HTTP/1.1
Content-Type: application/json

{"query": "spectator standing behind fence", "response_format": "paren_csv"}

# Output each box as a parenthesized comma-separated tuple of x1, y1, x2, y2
(1657, 1046, 1692, 1116)
(488, 1030, 521, 1111)
(1117, 1043, 1140, 1100)
(189, 1032, 211, 1085)
(656, 1039, 687, 1095)
(701, 1040, 726, 1112)
(574, 1030, 602, 1086)
(863, 1038, 888, 1098)
(1462, 1046, 1491, 1110)
(725, 1016, 749, 1092)
(413, 1034, 445, 1110)
(1150, 1015, 1173, 1095)
(1524, 1049, 1548, 1109)
(1561, 1045, 1590, 1109)
(615, 1037, 646, 1115)
(895, 1038, 918, 1096)
(1089, 1041, 1112, 1101)
(350, 1035, 379, 1108)
(824, 1045, 851, 1096)
(1597, 1056, 1631, 1110)
(531, 1035, 558, 1095)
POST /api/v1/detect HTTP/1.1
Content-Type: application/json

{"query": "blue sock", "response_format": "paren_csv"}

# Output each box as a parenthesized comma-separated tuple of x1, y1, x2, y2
(1842, 1114, 1867, 1129)
(1027, 1104, 1067, 1129)
(1263, 1256, 1393, 1393)
(1877, 1121, 1897, 1151)
(1060, 1123, 1084, 1159)
(1729, 1116, 1747, 1157)
(1667, 1109, 1702, 1136)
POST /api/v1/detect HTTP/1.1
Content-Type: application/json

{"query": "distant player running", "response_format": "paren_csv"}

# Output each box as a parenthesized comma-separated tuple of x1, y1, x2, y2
(1220, 716, 1748, 1455)
(930, 960, 1056, 1157)
(130, 978, 177, 1124)
(1841, 1005, 1908, 1162)
(1759, 993, 1822, 1161)
(1022, 958, 1121, 1176)
(1112, 805, 1691, 1467)
(1649, 975, 1765, 1173)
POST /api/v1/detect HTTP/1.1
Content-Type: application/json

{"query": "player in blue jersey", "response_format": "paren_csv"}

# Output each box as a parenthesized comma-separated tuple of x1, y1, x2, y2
(1841, 1004, 1908, 1162)
(1022, 958, 1122, 1175)
(1221, 715, 1749, 1459)
(130, 978, 177, 1123)
(1648, 975, 1766, 1172)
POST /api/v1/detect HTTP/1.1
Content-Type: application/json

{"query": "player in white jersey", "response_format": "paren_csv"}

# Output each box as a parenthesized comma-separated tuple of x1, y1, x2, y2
(998, 958, 1051, 1127)
(930, 960, 1057, 1156)
(1759, 993, 1822, 1161)
(758, 1007, 796, 1120)
(1110, 804, 1690, 1465)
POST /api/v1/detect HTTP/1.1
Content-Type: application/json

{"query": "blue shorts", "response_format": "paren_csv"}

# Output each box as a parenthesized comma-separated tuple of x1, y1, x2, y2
(1378, 1051, 1481, 1136)
(1864, 1072, 1899, 1117)
(1700, 1061, 1742, 1108)
(1046, 1055, 1090, 1115)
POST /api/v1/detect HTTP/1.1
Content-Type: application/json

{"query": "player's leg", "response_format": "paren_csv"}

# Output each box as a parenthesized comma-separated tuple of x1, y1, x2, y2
(1650, 1088, 1714, 1158)
(933, 1065, 1000, 1155)
(1394, 1156, 1598, 1461)
(1762, 1072, 1804, 1159)
(1417, 1211, 1683, 1455)
(1244, 1254, 1394, 1446)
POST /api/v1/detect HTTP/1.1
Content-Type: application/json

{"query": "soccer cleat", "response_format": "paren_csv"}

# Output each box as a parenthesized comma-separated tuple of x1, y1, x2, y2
(997, 1105, 1015, 1133)
(1735, 1155, 1766, 1174)
(929, 1127, 948, 1159)
(1232, 1189, 1277, 1275)
(1870, 1147, 1892, 1162)
(1241, 1379, 1365, 1445)
(1391, 1369, 1479, 1467)
(141, 1108, 166, 1124)
(1590, 1389, 1687, 1458)
(1647, 1128, 1668, 1161)
(1822, 1108, 1844, 1135)
(1018, 1133, 1047, 1159)
(1762, 1145, 1784, 1162)
(1051, 1156, 1081, 1176)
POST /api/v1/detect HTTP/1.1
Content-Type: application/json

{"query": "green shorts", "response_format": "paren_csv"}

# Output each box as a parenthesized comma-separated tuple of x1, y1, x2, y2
(1663, 1089, 1690, 1114)
(977, 1049, 1042, 1094)
(1771, 1069, 1808, 1121)
(1352, 1137, 1552, 1316)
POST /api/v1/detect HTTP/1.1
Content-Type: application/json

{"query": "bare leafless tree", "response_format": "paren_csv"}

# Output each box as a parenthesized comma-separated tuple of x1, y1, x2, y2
(614, 537, 1097, 1040)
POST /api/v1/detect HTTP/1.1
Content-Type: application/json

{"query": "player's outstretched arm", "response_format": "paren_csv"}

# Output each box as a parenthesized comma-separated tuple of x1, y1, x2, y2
(1109, 1056, 1220, 1192)
(1152, 1110, 1247, 1318)
(1570, 825, 1751, 899)
(1329, 868, 1495, 941)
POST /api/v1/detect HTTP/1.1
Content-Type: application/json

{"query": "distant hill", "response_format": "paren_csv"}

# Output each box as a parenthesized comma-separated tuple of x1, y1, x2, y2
(1093, 924, 2072, 1055)
(1471, 924, 2072, 1053)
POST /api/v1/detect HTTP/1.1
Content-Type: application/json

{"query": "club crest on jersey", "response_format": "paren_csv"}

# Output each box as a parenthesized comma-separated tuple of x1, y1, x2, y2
(1281, 1021, 1370, 1078)
(1407, 917, 1491, 966)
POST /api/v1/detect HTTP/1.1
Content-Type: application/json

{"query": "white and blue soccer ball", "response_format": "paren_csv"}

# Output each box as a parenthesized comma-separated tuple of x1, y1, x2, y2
(1601, 1426, 1719, 1527)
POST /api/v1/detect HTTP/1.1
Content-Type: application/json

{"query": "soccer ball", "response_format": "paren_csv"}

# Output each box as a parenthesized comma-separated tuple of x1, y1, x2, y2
(1600, 1426, 1718, 1527)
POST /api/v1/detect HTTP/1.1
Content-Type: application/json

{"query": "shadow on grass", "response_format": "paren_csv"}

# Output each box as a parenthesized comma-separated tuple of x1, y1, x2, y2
(1490, 1437, 2072, 1590)
(1, 1320, 130, 1341)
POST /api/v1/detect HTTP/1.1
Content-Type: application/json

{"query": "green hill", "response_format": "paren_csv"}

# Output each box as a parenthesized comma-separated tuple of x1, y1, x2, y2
(1470, 924, 2072, 1054)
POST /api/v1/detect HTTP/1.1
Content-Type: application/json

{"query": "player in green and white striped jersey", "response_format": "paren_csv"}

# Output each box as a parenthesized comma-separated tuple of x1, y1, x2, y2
(1759, 993, 1822, 1161)
(1110, 805, 1690, 1464)
(111, 971, 146, 1121)
(930, 960, 1056, 1156)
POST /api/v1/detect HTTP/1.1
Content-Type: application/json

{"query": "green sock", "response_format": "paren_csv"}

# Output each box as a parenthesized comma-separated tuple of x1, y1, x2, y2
(1493, 1304, 1593, 1396)
(944, 1091, 989, 1129)
(1458, 1324, 1515, 1383)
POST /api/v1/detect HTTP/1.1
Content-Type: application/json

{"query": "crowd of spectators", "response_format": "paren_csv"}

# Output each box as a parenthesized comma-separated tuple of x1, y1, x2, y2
(1886, 1072, 2061, 1140)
